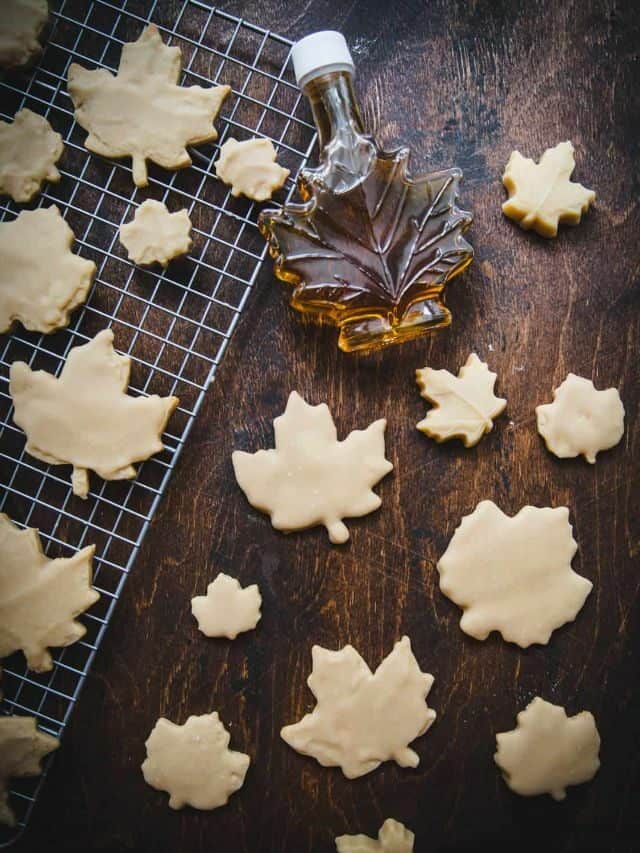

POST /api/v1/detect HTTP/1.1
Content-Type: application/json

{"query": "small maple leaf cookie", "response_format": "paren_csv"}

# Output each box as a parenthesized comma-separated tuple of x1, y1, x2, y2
(494, 697, 601, 800)
(0, 109, 63, 203)
(0, 206, 95, 334)
(336, 818, 415, 852)
(502, 141, 595, 237)
(215, 138, 290, 201)
(281, 636, 436, 779)
(536, 373, 624, 464)
(191, 573, 262, 640)
(68, 24, 231, 187)
(120, 199, 192, 267)
(416, 353, 506, 447)
(142, 712, 250, 811)
(0, 0, 48, 68)
(10, 328, 179, 498)
(232, 391, 393, 544)
(0, 716, 59, 826)
(0, 514, 99, 672)
(437, 501, 592, 647)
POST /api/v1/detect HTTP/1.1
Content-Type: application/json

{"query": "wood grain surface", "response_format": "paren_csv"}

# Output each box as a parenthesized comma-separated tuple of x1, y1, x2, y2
(12, 0, 640, 850)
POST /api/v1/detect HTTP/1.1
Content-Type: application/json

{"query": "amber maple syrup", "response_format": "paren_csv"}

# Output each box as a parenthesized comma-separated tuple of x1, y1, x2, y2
(259, 32, 473, 353)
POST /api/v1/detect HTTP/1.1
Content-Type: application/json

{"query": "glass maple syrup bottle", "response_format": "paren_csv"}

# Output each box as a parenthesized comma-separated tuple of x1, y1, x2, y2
(258, 32, 474, 353)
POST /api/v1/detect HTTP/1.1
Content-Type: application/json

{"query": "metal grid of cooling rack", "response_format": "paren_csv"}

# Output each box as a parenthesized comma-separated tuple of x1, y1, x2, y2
(0, 0, 316, 844)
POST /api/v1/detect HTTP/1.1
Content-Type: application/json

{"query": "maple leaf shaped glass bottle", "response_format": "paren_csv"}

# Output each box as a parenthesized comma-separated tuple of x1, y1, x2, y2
(258, 31, 474, 353)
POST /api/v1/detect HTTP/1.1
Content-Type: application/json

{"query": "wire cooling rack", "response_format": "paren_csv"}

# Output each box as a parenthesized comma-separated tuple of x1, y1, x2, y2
(0, 0, 316, 844)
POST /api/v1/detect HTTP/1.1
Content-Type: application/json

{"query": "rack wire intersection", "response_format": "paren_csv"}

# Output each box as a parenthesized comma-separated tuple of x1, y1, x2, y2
(0, 0, 315, 843)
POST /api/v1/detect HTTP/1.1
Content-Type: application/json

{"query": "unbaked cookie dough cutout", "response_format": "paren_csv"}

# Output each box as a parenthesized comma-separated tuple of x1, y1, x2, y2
(281, 636, 436, 779)
(494, 697, 601, 800)
(215, 137, 290, 201)
(0, 513, 99, 672)
(536, 373, 624, 463)
(67, 24, 231, 187)
(502, 141, 595, 237)
(142, 712, 250, 811)
(0, 206, 95, 334)
(191, 573, 262, 639)
(0, 109, 63, 203)
(416, 353, 506, 447)
(232, 391, 393, 544)
(437, 501, 592, 648)
(0, 716, 59, 826)
(120, 199, 192, 267)
(0, 0, 48, 68)
(10, 328, 179, 498)
(336, 819, 415, 852)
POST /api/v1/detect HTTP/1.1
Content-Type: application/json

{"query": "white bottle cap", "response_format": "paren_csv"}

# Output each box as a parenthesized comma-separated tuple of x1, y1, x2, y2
(291, 31, 354, 89)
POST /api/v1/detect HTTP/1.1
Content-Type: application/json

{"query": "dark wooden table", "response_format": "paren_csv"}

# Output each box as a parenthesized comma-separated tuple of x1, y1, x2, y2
(15, 0, 639, 850)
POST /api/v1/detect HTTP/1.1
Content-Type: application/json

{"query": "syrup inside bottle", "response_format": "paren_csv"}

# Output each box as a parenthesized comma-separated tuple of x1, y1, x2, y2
(259, 67, 474, 353)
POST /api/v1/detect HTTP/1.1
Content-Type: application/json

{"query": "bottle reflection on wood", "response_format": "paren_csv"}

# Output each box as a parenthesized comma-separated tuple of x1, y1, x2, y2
(258, 32, 474, 353)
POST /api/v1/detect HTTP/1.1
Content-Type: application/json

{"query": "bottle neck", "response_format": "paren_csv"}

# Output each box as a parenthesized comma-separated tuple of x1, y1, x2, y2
(304, 72, 366, 150)
(302, 71, 375, 191)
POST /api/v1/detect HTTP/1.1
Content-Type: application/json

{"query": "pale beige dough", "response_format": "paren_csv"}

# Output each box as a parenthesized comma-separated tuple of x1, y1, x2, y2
(0, 206, 95, 334)
(0, 716, 59, 826)
(120, 199, 192, 267)
(215, 137, 290, 201)
(536, 373, 624, 463)
(494, 697, 600, 800)
(416, 352, 506, 447)
(67, 24, 230, 187)
(10, 328, 179, 498)
(0, 513, 98, 672)
(0, 108, 63, 203)
(232, 390, 393, 544)
(336, 819, 415, 852)
(502, 141, 595, 237)
(191, 573, 261, 639)
(437, 500, 592, 648)
(281, 636, 436, 779)
(142, 712, 250, 810)
(0, 0, 48, 68)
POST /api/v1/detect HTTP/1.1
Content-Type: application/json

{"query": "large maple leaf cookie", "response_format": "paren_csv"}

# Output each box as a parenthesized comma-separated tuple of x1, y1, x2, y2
(68, 24, 230, 187)
(10, 329, 178, 498)
(232, 391, 393, 544)
(281, 636, 436, 779)
(0, 716, 59, 826)
(0, 206, 95, 334)
(437, 501, 592, 647)
(0, 513, 98, 672)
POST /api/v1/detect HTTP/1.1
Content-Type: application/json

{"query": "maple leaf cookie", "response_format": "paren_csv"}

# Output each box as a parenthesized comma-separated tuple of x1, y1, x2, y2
(0, 513, 99, 672)
(0, 0, 49, 68)
(336, 818, 415, 852)
(232, 391, 393, 544)
(191, 573, 262, 639)
(142, 712, 250, 810)
(215, 137, 290, 201)
(416, 353, 506, 447)
(281, 636, 436, 779)
(0, 716, 59, 826)
(437, 501, 592, 647)
(536, 373, 625, 463)
(68, 25, 231, 187)
(494, 697, 600, 800)
(0, 206, 95, 334)
(120, 199, 192, 267)
(10, 329, 179, 498)
(0, 109, 63, 203)
(502, 141, 595, 237)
